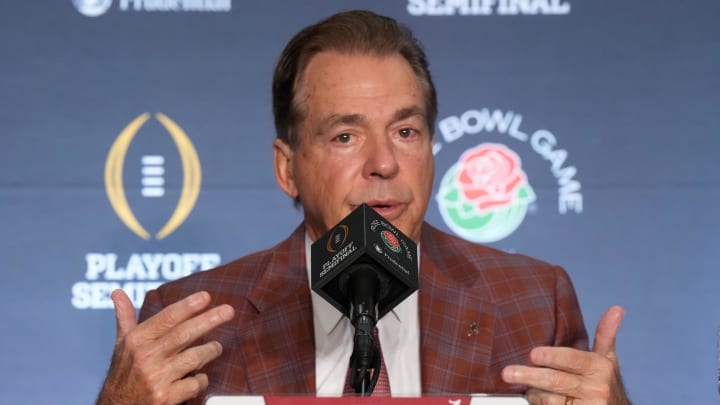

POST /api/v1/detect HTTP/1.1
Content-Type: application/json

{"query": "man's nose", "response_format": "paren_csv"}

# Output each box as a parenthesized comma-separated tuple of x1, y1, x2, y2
(363, 134, 400, 179)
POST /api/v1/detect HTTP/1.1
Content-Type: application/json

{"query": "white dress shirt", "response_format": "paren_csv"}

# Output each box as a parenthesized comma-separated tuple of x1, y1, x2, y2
(305, 233, 421, 396)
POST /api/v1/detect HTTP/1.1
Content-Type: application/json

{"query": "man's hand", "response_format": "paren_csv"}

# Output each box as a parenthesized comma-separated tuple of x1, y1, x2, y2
(96, 290, 235, 405)
(502, 306, 631, 405)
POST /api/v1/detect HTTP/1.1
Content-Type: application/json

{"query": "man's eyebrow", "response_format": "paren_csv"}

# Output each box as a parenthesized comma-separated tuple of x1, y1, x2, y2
(314, 106, 427, 136)
(315, 114, 366, 136)
(392, 106, 426, 123)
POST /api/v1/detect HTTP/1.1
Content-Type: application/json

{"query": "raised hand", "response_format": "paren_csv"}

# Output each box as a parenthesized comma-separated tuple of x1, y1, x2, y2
(96, 290, 235, 405)
(502, 306, 630, 405)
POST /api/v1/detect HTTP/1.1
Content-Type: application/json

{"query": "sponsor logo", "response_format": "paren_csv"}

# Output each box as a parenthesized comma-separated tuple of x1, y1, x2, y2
(434, 108, 583, 243)
(407, 0, 571, 16)
(380, 230, 402, 253)
(326, 224, 349, 253)
(105, 112, 200, 240)
(74, 0, 232, 16)
(72, 113, 221, 310)
(373, 243, 384, 255)
(73, 0, 113, 17)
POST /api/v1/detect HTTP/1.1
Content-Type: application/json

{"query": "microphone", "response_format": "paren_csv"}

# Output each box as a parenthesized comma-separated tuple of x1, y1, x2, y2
(311, 203, 419, 395)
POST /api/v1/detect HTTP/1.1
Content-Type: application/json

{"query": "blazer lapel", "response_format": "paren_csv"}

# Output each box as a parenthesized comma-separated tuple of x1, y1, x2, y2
(419, 224, 498, 394)
(237, 225, 316, 394)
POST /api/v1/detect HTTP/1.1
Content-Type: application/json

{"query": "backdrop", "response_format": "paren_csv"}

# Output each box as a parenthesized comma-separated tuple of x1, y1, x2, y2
(1, 1, 718, 403)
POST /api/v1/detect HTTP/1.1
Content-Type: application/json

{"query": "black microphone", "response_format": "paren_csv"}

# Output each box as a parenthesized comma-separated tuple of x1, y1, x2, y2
(311, 204, 419, 395)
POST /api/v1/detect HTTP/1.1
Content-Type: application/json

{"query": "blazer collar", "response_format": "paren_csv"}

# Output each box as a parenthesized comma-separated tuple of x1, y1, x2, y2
(239, 224, 316, 394)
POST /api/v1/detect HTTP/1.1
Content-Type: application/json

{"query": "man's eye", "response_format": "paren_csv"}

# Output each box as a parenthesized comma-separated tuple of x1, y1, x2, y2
(334, 133, 352, 143)
(398, 128, 416, 138)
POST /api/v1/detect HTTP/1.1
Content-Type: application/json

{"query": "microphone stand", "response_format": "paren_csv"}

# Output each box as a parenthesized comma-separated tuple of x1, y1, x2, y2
(348, 315, 381, 395)
(345, 265, 383, 395)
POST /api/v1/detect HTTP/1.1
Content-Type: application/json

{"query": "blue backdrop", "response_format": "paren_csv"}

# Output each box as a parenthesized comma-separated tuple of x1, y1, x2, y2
(1, 1, 718, 403)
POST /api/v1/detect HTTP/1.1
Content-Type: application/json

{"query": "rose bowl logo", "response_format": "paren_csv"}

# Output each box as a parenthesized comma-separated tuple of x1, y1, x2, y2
(380, 230, 402, 253)
(436, 143, 536, 243)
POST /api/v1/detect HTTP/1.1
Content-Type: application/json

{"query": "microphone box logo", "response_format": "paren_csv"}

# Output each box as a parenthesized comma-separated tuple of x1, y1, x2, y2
(380, 230, 402, 253)
(326, 224, 349, 253)
(311, 204, 419, 319)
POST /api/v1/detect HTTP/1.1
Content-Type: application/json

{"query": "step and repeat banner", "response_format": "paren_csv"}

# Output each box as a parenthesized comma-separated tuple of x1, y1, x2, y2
(1, 1, 718, 403)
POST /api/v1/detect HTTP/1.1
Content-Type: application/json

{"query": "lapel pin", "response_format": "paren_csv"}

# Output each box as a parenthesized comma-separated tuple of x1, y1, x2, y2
(467, 322, 480, 337)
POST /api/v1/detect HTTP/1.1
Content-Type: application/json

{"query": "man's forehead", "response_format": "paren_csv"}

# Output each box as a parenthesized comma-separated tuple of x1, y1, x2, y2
(292, 50, 429, 134)
(298, 50, 418, 92)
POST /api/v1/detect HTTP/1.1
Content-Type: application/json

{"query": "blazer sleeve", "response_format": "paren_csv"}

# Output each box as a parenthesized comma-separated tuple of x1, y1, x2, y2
(553, 265, 589, 350)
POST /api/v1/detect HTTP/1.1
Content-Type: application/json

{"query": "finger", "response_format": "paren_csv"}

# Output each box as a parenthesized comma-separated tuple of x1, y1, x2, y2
(592, 306, 624, 356)
(502, 365, 581, 397)
(526, 388, 567, 405)
(167, 341, 224, 377)
(136, 291, 213, 342)
(528, 346, 596, 375)
(156, 304, 235, 356)
(167, 372, 210, 404)
(111, 289, 137, 339)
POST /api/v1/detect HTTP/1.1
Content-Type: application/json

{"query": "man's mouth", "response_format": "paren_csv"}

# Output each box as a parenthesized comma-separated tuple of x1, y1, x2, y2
(366, 200, 396, 208)
(365, 200, 403, 219)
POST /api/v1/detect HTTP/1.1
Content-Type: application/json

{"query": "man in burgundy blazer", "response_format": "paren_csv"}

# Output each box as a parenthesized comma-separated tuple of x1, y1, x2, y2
(137, 222, 588, 402)
(97, 10, 630, 405)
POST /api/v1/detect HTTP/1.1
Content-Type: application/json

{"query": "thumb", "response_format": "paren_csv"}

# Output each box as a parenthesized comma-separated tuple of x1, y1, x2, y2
(592, 305, 624, 356)
(111, 289, 137, 340)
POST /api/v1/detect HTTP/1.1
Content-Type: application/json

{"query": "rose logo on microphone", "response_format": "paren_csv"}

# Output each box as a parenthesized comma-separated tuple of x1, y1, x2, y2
(380, 230, 402, 253)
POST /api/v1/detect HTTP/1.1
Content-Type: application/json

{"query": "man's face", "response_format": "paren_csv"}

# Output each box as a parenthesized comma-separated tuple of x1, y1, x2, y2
(273, 51, 434, 242)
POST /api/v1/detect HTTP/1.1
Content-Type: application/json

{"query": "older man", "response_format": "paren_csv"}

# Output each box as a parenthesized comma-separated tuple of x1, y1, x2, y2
(97, 10, 630, 405)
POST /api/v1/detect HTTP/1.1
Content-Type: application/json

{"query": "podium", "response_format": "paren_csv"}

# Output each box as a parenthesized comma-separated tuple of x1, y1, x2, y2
(205, 396, 529, 405)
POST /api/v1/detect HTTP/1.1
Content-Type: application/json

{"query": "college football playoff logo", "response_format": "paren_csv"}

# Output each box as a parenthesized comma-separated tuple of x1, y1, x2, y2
(105, 113, 201, 240)
(326, 225, 349, 253)
(436, 143, 536, 243)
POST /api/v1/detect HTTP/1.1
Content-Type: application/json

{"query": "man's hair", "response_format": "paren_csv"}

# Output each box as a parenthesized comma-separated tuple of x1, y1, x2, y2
(272, 10, 438, 147)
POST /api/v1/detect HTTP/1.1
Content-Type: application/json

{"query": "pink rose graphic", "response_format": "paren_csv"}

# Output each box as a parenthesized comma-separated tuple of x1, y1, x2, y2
(457, 143, 526, 212)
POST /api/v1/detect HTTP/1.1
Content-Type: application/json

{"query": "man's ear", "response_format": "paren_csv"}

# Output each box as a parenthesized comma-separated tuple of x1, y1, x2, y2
(273, 138, 298, 199)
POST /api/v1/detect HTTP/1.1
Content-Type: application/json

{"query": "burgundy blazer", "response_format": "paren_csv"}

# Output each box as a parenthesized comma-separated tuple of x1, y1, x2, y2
(139, 222, 588, 404)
